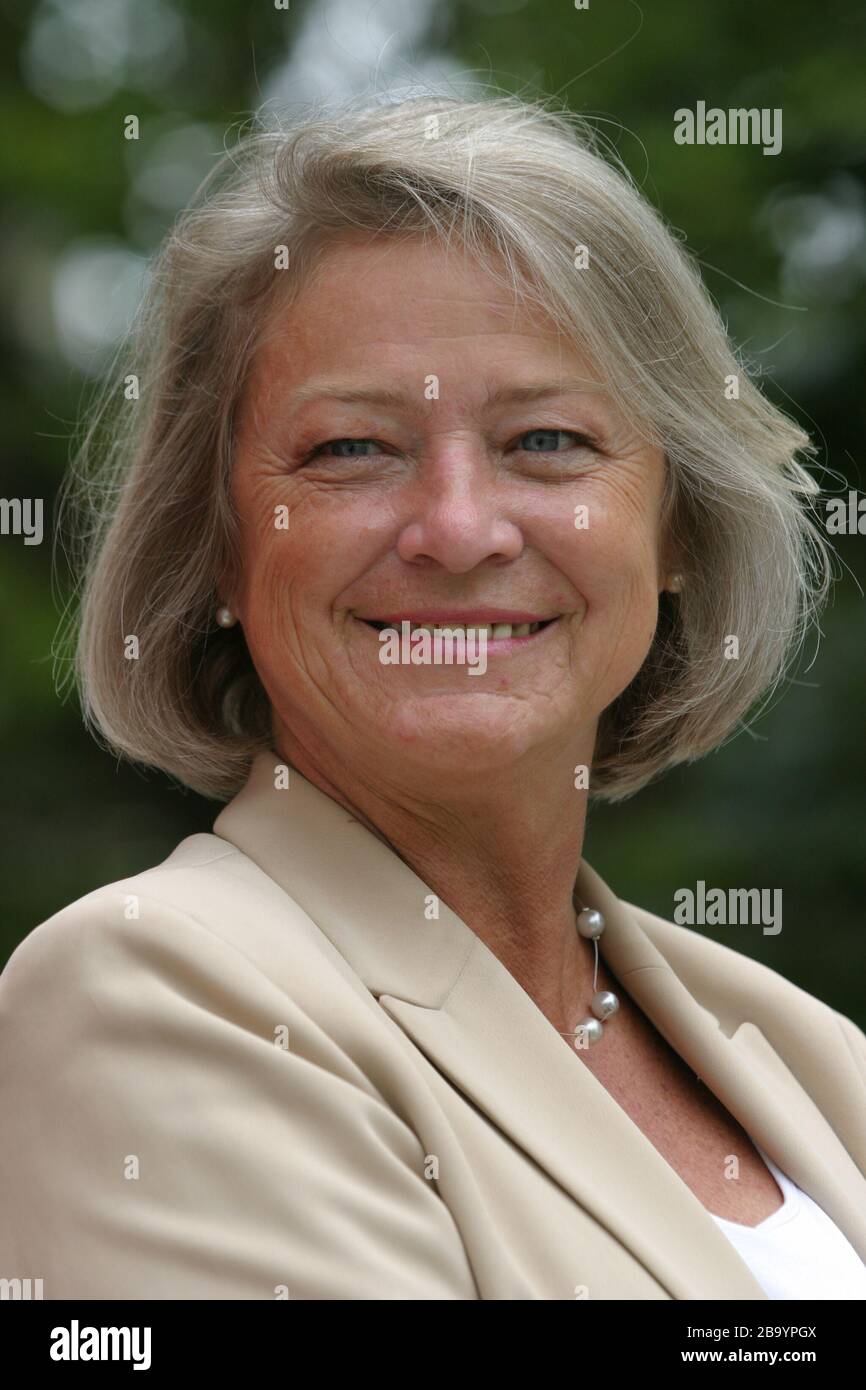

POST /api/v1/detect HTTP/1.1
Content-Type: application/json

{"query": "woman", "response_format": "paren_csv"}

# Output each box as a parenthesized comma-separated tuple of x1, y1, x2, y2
(1, 91, 864, 1301)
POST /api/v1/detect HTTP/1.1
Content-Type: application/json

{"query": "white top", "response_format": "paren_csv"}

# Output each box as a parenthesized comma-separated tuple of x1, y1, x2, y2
(710, 1145, 866, 1299)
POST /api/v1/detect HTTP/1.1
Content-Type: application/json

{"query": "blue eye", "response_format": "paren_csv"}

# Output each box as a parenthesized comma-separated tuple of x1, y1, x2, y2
(520, 429, 594, 453)
(301, 428, 599, 466)
(306, 438, 380, 459)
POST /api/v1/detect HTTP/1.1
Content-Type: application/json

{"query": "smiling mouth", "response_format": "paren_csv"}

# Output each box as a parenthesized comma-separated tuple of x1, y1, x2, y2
(359, 617, 560, 639)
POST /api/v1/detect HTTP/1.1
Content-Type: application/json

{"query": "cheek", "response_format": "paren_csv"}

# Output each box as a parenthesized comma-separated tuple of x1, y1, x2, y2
(550, 516, 660, 607)
(231, 472, 324, 612)
(234, 465, 387, 603)
(235, 531, 292, 617)
(542, 497, 663, 666)
(234, 510, 371, 658)
(586, 552, 660, 658)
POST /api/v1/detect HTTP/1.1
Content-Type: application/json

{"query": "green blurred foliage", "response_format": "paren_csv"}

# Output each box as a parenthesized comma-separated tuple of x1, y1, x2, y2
(1, 0, 864, 1025)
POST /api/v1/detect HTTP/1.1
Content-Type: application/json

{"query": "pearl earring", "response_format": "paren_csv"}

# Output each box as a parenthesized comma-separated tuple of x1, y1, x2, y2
(215, 605, 238, 628)
(666, 572, 685, 593)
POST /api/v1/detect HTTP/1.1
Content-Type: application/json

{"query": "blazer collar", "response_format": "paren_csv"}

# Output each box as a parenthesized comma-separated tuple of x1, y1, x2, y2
(213, 750, 866, 1297)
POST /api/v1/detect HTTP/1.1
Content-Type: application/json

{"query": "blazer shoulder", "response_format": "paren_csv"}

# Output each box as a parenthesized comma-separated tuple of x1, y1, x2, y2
(0, 830, 417, 1125)
(0, 846, 272, 1031)
(1, 832, 354, 1005)
(622, 896, 863, 1041)
(0, 839, 476, 1298)
(0, 833, 404, 1115)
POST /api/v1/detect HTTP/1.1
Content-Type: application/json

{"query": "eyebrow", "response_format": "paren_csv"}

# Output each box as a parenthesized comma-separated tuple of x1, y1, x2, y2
(288, 379, 609, 412)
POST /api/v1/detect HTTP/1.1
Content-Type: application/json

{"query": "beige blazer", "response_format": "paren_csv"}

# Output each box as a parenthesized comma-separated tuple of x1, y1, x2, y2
(2, 749, 865, 1300)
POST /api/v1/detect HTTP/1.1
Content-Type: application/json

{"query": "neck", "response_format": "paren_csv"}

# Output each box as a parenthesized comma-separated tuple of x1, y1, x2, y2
(273, 722, 600, 1035)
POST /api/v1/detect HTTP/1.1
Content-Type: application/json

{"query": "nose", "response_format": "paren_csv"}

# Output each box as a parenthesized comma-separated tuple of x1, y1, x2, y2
(395, 449, 525, 572)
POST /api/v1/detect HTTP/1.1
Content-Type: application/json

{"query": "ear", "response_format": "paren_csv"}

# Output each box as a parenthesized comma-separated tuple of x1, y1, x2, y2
(214, 559, 241, 617)
(658, 541, 686, 595)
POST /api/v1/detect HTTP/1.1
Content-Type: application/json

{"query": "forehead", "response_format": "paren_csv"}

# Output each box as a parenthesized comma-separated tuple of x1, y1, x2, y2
(247, 232, 604, 393)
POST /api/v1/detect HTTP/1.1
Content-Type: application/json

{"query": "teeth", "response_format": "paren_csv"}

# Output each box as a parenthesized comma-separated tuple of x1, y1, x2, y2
(368, 619, 550, 638)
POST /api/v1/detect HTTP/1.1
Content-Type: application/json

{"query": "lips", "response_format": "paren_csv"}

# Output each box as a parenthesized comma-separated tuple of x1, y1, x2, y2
(361, 618, 556, 639)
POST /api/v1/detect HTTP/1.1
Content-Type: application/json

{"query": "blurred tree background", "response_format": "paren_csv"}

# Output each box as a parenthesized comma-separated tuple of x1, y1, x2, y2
(1, 0, 864, 1025)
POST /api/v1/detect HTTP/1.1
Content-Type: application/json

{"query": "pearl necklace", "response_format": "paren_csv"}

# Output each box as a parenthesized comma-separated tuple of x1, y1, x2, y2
(557, 906, 620, 1049)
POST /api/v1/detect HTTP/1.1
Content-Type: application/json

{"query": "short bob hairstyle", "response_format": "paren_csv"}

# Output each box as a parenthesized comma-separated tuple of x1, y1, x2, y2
(56, 89, 831, 803)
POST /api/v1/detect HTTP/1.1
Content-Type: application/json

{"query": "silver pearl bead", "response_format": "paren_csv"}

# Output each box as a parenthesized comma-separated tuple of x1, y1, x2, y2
(576, 907, 605, 939)
(215, 605, 237, 628)
(591, 990, 619, 1020)
(573, 1017, 604, 1049)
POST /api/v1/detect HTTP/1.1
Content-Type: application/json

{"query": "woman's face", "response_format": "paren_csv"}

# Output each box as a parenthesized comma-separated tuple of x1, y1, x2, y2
(230, 232, 671, 787)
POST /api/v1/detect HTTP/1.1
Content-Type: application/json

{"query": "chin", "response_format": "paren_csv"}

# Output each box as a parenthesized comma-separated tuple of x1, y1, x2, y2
(378, 694, 562, 771)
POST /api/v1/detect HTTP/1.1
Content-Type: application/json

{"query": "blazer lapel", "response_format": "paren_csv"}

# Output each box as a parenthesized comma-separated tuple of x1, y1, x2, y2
(213, 752, 866, 1298)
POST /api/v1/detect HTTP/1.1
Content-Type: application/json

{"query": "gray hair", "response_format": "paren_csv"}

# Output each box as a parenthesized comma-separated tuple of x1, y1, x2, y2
(55, 90, 832, 802)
